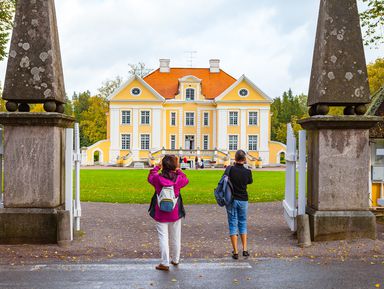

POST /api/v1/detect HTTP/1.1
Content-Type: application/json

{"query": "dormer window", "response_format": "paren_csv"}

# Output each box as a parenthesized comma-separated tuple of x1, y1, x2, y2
(186, 88, 195, 101)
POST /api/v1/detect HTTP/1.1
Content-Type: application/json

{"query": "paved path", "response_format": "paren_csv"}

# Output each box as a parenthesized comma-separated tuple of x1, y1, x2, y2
(0, 258, 383, 289)
(0, 202, 383, 264)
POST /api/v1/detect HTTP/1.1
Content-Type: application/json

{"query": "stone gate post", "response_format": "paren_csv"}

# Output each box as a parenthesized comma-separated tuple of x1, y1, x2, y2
(299, 0, 380, 241)
(0, 0, 74, 244)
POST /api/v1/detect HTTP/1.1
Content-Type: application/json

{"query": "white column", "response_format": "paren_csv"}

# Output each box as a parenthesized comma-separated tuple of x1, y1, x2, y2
(217, 109, 227, 150)
(179, 108, 183, 149)
(240, 109, 247, 150)
(109, 108, 120, 164)
(213, 110, 217, 149)
(132, 108, 139, 160)
(197, 109, 201, 149)
(162, 109, 166, 149)
(152, 108, 162, 150)
(259, 108, 270, 164)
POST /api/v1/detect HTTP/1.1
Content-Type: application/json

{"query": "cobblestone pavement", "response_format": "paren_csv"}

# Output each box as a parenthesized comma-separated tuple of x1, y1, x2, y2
(0, 202, 382, 264)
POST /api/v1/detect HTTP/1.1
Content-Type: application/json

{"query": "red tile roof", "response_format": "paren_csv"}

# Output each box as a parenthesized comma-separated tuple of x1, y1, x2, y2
(144, 68, 237, 99)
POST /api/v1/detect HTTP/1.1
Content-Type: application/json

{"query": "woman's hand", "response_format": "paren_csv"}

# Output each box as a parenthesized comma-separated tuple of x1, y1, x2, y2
(156, 163, 162, 169)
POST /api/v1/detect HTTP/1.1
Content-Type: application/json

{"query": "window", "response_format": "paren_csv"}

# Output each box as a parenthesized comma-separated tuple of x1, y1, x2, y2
(229, 111, 239, 126)
(141, 134, 150, 150)
(170, 135, 176, 150)
(229, 135, 238, 151)
(249, 112, 258, 126)
(140, 111, 150, 125)
(248, 135, 258, 151)
(185, 112, 195, 126)
(121, 134, 131, 150)
(131, 87, 141, 96)
(186, 88, 195, 101)
(121, 111, 131, 125)
(170, 112, 176, 126)
(203, 112, 209, 126)
(239, 88, 249, 97)
(203, 135, 209, 150)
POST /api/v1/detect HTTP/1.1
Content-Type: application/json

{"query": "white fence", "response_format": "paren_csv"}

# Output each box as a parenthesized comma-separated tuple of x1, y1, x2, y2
(65, 123, 82, 240)
(283, 124, 307, 232)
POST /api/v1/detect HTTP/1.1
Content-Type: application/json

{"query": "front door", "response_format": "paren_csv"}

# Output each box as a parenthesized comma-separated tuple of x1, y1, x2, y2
(185, 135, 195, 150)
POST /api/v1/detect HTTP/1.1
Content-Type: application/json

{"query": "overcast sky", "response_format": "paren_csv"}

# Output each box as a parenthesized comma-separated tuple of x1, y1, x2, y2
(0, 0, 382, 99)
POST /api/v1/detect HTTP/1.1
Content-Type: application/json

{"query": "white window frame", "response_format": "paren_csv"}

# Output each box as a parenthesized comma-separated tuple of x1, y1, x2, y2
(170, 111, 177, 127)
(186, 88, 195, 101)
(170, 135, 176, 150)
(203, 112, 210, 126)
(248, 111, 258, 126)
(140, 110, 151, 125)
(140, 134, 151, 150)
(121, 133, 131, 150)
(203, 135, 209, 150)
(185, 112, 195, 126)
(121, 110, 131, 125)
(248, 135, 258, 151)
(228, 111, 239, 126)
(184, 134, 196, 150)
(228, 135, 239, 151)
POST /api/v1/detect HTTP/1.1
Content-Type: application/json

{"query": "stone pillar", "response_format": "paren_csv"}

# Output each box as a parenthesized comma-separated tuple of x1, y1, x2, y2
(299, 0, 379, 241)
(0, 0, 74, 244)
(299, 117, 380, 241)
(0, 113, 74, 244)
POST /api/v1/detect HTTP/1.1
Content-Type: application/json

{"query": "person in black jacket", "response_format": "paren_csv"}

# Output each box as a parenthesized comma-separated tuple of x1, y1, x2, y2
(226, 150, 253, 259)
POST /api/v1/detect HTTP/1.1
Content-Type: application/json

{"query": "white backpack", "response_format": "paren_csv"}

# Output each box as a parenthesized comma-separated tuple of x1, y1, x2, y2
(157, 186, 178, 212)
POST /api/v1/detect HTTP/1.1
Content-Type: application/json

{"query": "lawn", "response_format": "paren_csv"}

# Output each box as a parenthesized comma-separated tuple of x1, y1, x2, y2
(80, 169, 288, 204)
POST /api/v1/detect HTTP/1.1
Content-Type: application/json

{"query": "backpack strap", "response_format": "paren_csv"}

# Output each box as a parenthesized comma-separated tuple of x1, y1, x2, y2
(224, 165, 232, 177)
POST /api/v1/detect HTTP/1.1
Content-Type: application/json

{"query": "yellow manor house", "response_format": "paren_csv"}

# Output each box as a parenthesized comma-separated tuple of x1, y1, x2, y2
(82, 59, 286, 168)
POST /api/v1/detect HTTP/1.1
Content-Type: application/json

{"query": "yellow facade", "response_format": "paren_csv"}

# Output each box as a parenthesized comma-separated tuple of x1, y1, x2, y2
(83, 61, 286, 167)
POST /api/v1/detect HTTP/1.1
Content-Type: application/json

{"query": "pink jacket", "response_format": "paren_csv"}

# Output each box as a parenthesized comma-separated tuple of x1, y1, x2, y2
(148, 166, 189, 223)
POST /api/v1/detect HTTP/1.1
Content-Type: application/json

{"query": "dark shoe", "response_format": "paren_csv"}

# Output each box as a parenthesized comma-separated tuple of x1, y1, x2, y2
(232, 251, 239, 260)
(155, 264, 169, 271)
(243, 251, 250, 258)
(171, 261, 179, 266)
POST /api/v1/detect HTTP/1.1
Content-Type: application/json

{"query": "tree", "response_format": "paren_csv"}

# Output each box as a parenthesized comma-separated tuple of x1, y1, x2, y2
(79, 96, 108, 146)
(97, 76, 123, 99)
(128, 62, 152, 78)
(0, 0, 15, 61)
(367, 58, 384, 93)
(360, 0, 384, 47)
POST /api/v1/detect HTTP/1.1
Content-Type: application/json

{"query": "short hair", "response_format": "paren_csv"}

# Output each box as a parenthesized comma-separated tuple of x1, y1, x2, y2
(235, 150, 246, 162)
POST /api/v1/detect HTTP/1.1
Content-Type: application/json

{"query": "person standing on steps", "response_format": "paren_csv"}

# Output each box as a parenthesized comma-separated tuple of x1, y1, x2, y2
(226, 150, 253, 259)
(148, 155, 189, 271)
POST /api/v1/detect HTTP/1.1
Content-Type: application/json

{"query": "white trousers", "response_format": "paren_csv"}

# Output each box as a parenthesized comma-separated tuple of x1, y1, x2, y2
(156, 219, 181, 267)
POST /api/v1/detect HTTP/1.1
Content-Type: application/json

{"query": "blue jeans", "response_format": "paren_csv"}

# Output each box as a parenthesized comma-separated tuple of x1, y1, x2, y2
(226, 200, 248, 236)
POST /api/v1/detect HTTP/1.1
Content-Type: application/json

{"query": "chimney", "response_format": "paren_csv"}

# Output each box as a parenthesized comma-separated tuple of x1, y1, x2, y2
(159, 59, 170, 73)
(209, 59, 220, 73)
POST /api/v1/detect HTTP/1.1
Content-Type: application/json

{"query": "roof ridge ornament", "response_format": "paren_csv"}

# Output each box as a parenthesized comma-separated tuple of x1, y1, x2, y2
(308, 0, 370, 116)
(3, 0, 66, 113)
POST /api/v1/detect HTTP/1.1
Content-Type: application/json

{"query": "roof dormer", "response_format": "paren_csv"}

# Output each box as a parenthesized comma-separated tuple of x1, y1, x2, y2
(178, 75, 202, 101)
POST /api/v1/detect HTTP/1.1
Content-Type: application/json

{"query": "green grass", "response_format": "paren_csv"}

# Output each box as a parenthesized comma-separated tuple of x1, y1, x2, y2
(80, 169, 289, 204)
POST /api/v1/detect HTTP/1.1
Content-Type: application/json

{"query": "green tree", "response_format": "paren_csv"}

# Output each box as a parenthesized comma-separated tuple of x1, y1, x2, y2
(360, 0, 384, 47)
(0, 0, 15, 61)
(80, 96, 108, 146)
(367, 58, 384, 93)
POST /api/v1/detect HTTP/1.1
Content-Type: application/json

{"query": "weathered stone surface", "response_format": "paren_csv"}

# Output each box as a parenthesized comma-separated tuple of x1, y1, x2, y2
(3, 125, 64, 208)
(57, 210, 71, 247)
(0, 208, 57, 244)
(304, 127, 371, 210)
(307, 208, 376, 241)
(3, 0, 65, 104)
(0, 112, 74, 128)
(308, 0, 370, 106)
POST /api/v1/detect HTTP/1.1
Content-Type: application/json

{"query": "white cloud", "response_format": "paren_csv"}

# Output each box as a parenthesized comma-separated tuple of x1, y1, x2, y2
(0, 0, 382, 99)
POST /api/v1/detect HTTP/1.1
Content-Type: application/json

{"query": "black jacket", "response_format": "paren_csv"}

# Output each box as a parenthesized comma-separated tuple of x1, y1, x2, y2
(228, 164, 253, 201)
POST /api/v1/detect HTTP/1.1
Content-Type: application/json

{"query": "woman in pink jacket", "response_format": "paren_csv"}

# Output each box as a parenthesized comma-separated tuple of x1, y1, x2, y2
(148, 155, 189, 271)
